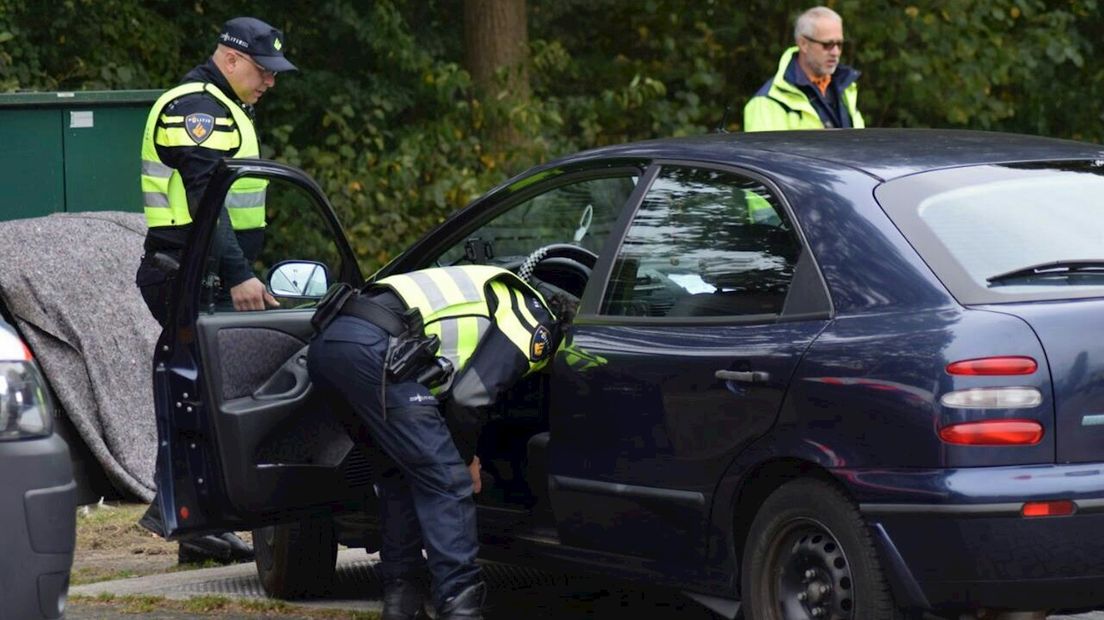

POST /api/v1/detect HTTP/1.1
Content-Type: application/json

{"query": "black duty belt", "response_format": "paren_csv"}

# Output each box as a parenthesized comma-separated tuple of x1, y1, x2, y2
(339, 295, 407, 337)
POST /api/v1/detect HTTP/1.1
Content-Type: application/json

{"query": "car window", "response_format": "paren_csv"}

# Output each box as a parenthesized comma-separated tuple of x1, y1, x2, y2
(877, 161, 1104, 304)
(600, 166, 800, 318)
(436, 175, 637, 266)
(204, 177, 346, 314)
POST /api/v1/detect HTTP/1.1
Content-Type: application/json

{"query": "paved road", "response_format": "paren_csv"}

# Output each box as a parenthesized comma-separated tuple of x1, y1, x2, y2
(68, 549, 1104, 619)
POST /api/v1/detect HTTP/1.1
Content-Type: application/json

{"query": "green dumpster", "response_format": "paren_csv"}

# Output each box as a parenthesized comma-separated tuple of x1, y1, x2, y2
(0, 90, 161, 220)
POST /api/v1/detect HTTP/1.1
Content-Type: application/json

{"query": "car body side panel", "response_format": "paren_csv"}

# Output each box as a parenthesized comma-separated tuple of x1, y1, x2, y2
(549, 318, 825, 569)
(775, 307, 1054, 471)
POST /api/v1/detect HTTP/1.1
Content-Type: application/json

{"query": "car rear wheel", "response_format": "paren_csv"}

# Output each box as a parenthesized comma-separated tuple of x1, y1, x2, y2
(741, 479, 904, 620)
(254, 516, 338, 599)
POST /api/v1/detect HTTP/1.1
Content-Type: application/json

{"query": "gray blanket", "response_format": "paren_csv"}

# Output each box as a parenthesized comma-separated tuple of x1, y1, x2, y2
(0, 212, 157, 500)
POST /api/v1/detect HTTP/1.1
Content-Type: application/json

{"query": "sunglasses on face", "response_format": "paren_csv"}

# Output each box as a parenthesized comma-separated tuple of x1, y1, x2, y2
(237, 53, 278, 79)
(804, 35, 844, 51)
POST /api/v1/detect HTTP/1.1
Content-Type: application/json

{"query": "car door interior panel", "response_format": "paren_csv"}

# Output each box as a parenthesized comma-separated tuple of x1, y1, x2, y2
(195, 311, 375, 516)
(214, 326, 308, 400)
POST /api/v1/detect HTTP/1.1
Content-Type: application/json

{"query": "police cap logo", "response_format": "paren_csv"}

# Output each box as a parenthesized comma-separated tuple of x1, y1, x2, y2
(184, 113, 215, 145)
(530, 325, 552, 361)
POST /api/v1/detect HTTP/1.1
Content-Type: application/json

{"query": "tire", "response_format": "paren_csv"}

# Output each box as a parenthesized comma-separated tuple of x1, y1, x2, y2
(253, 517, 338, 599)
(740, 479, 905, 620)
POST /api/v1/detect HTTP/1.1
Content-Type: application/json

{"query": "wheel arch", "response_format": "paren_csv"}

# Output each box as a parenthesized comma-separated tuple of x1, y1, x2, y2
(728, 457, 840, 576)
(723, 459, 931, 613)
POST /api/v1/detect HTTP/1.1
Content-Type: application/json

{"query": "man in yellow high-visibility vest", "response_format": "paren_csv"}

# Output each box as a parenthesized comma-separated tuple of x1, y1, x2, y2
(135, 16, 297, 565)
(743, 6, 864, 131)
(309, 266, 564, 620)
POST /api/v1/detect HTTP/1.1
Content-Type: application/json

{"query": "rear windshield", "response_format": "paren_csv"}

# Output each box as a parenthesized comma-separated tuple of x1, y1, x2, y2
(876, 162, 1104, 305)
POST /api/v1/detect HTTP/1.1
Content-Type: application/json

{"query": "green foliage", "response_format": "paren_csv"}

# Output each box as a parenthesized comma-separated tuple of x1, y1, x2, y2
(843, 0, 1096, 132)
(3, 0, 1102, 273)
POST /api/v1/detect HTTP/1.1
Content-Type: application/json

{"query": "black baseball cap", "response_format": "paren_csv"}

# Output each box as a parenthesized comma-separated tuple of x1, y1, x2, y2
(218, 16, 298, 73)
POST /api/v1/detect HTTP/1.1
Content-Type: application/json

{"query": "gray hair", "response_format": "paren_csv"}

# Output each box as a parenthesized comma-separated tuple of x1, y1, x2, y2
(794, 6, 843, 42)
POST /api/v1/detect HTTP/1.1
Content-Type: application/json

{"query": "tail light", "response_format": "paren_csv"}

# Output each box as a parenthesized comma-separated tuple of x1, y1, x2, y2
(940, 387, 1042, 409)
(946, 356, 1037, 376)
(938, 419, 1044, 446)
(942, 355, 1042, 410)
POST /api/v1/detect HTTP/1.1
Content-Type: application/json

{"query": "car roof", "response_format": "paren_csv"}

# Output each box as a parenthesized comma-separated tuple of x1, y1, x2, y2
(558, 129, 1104, 182)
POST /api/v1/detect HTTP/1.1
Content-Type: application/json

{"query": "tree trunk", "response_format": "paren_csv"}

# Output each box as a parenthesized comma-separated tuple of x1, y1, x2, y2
(463, 0, 529, 151)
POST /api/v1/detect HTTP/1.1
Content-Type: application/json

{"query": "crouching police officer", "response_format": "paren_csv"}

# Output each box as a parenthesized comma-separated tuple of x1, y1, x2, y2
(308, 265, 561, 620)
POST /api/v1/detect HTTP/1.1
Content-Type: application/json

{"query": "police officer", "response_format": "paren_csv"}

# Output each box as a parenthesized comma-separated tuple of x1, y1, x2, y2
(308, 266, 561, 620)
(136, 15, 295, 324)
(134, 16, 297, 563)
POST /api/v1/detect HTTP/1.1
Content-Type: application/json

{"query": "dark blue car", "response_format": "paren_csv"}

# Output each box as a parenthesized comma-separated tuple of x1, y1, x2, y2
(153, 129, 1104, 619)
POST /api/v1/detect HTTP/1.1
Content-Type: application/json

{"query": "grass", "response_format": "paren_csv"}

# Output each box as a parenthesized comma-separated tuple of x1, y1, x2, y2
(71, 502, 383, 617)
(71, 594, 381, 619)
(72, 501, 256, 585)
(72, 502, 175, 585)
(76, 502, 153, 550)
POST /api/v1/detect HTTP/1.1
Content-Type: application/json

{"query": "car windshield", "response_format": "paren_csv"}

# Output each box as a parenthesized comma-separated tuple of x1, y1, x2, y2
(877, 162, 1104, 304)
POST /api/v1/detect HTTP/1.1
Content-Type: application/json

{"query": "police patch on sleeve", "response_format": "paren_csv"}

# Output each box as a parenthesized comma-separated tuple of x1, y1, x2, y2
(530, 325, 552, 361)
(184, 113, 215, 144)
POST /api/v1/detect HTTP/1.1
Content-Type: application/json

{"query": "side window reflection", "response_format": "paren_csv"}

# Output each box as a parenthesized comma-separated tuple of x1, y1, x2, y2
(601, 166, 800, 318)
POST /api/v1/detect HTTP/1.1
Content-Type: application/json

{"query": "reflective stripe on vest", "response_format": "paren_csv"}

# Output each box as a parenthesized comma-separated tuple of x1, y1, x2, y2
(140, 82, 267, 230)
(378, 266, 549, 376)
(493, 282, 548, 369)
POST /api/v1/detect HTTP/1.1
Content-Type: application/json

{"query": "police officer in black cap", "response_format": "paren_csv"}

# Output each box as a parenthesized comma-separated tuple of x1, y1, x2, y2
(135, 16, 297, 564)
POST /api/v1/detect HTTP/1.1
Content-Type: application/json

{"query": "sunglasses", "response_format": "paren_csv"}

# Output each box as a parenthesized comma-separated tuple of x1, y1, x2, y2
(237, 52, 278, 79)
(804, 35, 844, 51)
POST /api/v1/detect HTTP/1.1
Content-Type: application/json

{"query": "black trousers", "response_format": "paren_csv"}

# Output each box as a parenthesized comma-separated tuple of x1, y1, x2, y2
(308, 315, 481, 608)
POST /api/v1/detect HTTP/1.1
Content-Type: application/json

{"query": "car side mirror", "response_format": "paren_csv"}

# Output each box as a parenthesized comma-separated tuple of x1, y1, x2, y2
(266, 260, 330, 299)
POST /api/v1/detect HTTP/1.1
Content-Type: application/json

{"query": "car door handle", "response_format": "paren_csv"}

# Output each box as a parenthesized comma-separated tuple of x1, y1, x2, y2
(253, 347, 311, 401)
(715, 370, 770, 383)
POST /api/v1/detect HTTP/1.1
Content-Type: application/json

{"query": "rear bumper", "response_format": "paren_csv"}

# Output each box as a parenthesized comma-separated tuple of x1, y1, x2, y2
(844, 463, 1104, 612)
(0, 434, 76, 620)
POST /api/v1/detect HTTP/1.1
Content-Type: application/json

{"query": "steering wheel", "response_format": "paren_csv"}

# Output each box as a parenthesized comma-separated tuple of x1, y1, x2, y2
(517, 244, 598, 318)
(518, 243, 597, 284)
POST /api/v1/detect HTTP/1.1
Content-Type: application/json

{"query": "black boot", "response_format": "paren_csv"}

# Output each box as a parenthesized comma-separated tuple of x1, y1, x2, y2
(218, 532, 254, 562)
(382, 578, 428, 620)
(438, 582, 486, 620)
(138, 497, 166, 537)
(177, 535, 233, 564)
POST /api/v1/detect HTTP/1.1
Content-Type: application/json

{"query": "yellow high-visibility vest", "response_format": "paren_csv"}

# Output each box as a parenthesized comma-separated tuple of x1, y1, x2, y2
(378, 266, 554, 381)
(140, 82, 267, 230)
(743, 47, 864, 132)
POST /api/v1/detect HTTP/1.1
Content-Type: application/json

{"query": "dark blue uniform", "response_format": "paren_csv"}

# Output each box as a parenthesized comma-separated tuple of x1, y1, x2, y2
(308, 312, 480, 609)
